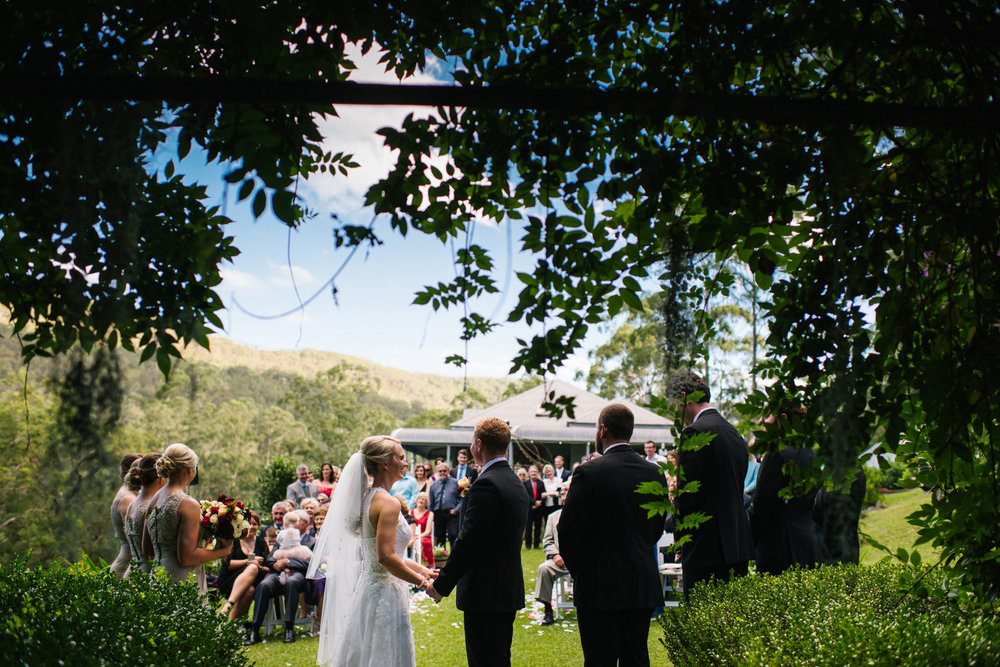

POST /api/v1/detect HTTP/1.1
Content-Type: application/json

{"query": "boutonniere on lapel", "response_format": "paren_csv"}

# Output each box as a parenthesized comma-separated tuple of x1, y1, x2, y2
(458, 477, 472, 498)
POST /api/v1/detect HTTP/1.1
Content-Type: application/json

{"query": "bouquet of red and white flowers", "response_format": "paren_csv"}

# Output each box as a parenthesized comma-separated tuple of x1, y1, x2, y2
(198, 494, 251, 549)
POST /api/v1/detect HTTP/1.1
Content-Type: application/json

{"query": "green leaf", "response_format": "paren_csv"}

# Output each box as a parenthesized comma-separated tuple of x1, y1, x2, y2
(237, 179, 254, 202)
(251, 189, 266, 219)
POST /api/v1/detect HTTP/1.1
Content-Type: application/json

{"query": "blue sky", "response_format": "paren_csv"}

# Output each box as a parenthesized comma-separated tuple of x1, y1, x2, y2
(186, 44, 600, 381)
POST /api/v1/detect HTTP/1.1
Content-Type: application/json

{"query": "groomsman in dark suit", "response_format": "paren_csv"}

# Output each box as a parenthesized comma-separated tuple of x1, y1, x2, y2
(428, 417, 530, 667)
(669, 372, 753, 598)
(748, 405, 822, 575)
(559, 404, 665, 667)
(523, 465, 544, 548)
(813, 465, 866, 565)
(429, 462, 461, 549)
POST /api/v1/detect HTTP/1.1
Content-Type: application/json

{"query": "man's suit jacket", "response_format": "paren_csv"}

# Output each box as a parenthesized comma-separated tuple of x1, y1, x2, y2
(453, 464, 478, 484)
(285, 480, 318, 507)
(555, 468, 571, 483)
(676, 408, 754, 569)
(748, 445, 821, 575)
(523, 478, 543, 507)
(433, 460, 529, 612)
(812, 467, 866, 565)
(542, 509, 562, 558)
(558, 446, 664, 610)
(428, 476, 461, 512)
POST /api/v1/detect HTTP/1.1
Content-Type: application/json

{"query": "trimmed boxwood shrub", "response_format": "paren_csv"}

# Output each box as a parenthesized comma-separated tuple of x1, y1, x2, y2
(660, 563, 1000, 666)
(1, 556, 250, 666)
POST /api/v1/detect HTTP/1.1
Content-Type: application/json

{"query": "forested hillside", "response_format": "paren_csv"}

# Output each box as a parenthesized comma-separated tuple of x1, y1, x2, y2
(0, 332, 513, 566)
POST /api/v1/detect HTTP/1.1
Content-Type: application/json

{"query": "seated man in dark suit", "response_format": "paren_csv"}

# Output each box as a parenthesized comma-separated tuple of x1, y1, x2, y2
(669, 372, 754, 599)
(748, 405, 822, 575)
(245, 514, 312, 645)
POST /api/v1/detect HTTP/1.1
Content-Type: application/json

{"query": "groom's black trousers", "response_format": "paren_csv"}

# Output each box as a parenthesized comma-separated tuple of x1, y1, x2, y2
(577, 607, 653, 667)
(463, 611, 515, 667)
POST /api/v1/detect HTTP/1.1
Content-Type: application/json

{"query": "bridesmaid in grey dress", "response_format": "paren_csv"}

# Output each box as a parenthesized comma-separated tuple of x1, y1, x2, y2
(143, 443, 230, 583)
(124, 453, 165, 576)
(110, 453, 142, 578)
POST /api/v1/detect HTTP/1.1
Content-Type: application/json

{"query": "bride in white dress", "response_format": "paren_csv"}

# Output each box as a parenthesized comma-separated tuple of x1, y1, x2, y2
(308, 436, 437, 667)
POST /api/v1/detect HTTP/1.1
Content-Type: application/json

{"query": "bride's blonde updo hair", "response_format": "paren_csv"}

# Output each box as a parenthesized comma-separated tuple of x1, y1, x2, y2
(361, 436, 400, 476)
(156, 443, 198, 479)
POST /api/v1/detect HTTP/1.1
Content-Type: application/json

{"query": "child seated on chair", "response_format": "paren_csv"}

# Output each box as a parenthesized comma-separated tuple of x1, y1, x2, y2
(273, 528, 313, 584)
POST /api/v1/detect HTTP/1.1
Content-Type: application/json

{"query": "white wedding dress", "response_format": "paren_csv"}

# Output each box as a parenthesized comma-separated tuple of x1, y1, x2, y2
(310, 456, 416, 667)
(333, 487, 415, 666)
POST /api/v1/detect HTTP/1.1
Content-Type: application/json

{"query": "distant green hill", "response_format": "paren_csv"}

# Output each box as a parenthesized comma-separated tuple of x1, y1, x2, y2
(0, 325, 511, 411)
(179, 336, 511, 409)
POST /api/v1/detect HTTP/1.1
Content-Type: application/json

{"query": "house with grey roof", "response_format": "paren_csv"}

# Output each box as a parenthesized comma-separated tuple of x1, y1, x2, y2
(391, 378, 675, 466)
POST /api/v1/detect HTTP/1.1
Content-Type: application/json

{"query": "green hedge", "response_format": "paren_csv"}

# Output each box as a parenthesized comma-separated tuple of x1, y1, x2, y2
(1, 556, 250, 666)
(660, 563, 1000, 666)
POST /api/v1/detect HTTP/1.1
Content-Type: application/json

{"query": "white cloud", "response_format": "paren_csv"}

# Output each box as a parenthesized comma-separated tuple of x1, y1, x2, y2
(266, 261, 320, 288)
(220, 267, 265, 290)
(303, 42, 447, 210)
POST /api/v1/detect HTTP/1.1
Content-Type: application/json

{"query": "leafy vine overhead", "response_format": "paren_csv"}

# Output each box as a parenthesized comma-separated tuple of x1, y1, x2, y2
(2, 3, 999, 595)
(0, 2, 444, 370)
(364, 4, 1000, 596)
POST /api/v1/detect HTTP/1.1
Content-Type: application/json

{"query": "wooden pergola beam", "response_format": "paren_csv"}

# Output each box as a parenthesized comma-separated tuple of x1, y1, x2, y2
(2, 75, 997, 131)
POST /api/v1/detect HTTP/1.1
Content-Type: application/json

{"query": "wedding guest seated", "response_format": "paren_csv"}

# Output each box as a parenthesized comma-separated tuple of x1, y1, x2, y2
(286, 464, 318, 507)
(300, 498, 319, 536)
(282, 510, 316, 549)
(411, 492, 434, 568)
(273, 528, 313, 584)
(306, 507, 328, 635)
(535, 484, 570, 625)
(264, 525, 278, 551)
(396, 494, 419, 555)
(246, 515, 313, 645)
(258, 501, 291, 554)
(219, 511, 267, 625)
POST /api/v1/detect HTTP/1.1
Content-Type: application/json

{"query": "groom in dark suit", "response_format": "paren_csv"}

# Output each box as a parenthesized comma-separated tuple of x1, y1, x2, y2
(428, 417, 529, 667)
(559, 403, 665, 667)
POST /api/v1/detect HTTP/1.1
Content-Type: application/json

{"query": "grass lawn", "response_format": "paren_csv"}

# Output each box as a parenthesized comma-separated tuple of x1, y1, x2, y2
(859, 487, 938, 566)
(246, 546, 671, 666)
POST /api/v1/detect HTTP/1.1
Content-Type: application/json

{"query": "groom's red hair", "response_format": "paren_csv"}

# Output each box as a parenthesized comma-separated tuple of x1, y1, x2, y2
(474, 417, 511, 454)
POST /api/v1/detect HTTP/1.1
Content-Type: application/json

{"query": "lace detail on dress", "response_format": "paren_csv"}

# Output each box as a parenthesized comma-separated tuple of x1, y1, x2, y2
(146, 490, 190, 582)
(359, 488, 413, 582)
(124, 496, 151, 573)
